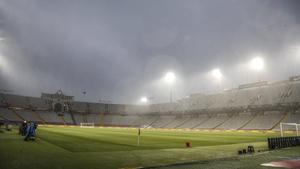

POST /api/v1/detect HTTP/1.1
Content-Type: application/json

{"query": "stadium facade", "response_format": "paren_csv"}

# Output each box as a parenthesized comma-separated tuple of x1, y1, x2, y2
(0, 76, 300, 130)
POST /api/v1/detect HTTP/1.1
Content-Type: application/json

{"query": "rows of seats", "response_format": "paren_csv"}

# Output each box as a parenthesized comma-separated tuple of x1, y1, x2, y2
(177, 115, 208, 129)
(104, 115, 122, 126)
(3, 94, 28, 108)
(71, 102, 87, 112)
(175, 80, 300, 112)
(1, 94, 49, 109)
(86, 113, 100, 124)
(15, 111, 42, 122)
(242, 111, 284, 130)
(272, 111, 300, 131)
(217, 112, 253, 130)
(0, 108, 299, 130)
(118, 115, 139, 126)
(37, 111, 64, 124)
(150, 115, 175, 128)
(195, 113, 229, 129)
(27, 97, 49, 109)
(0, 79, 299, 129)
(88, 103, 105, 113)
(0, 80, 299, 114)
(133, 115, 158, 127)
(0, 108, 22, 122)
(73, 113, 84, 125)
(62, 113, 74, 124)
(164, 116, 189, 128)
(284, 82, 300, 103)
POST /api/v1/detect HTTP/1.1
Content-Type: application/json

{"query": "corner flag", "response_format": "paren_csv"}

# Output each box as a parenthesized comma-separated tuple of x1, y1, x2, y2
(137, 128, 141, 146)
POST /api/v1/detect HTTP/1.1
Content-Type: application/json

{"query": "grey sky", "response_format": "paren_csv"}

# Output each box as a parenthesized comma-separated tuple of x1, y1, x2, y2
(0, 0, 300, 104)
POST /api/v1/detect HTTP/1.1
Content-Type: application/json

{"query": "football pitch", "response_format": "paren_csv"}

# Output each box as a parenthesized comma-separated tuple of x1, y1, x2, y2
(0, 126, 300, 169)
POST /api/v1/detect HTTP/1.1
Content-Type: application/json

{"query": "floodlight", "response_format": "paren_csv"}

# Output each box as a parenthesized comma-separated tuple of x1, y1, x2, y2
(164, 72, 176, 84)
(140, 97, 148, 103)
(250, 57, 264, 72)
(211, 68, 223, 81)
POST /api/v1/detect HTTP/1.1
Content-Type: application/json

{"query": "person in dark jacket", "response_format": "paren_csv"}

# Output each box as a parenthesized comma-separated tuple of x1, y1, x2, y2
(19, 121, 27, 136)
(24, 122, 36, 141)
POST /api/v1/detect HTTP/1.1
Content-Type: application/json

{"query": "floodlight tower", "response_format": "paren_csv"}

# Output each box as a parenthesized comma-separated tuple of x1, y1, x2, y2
(164, 72, 176, 103)
(249, 57, 264, 81)
(211, 68, 223, 90)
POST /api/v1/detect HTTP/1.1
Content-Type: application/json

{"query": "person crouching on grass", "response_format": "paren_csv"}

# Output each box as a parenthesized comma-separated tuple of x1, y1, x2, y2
(24, 122, 37, 141)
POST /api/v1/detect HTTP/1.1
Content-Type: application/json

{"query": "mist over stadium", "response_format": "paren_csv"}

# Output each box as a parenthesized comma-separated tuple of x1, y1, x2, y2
(0, 0, 299, 104)
(0, 1, 300, 169)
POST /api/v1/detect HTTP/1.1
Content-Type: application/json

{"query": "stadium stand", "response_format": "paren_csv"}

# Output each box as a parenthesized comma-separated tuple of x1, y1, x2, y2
(209, 93, 226, 109)
(284, 81, 300, 104)
(27, 97, 49, 110)
(37, 111, 64, 124)
(62, 113, 74, 125)
(106, 115, 122, 126)
(86, 113, 100, 125)
(177, 114, 209, 129)
(73, 113, 84, 125)
(15, 111, 42, 122)
(164, 115, 189, 128)
(217, 112, 253, 130)
(259, 82, 287, 106)
(3, 94, 29, 108)
(71, 102, 87, 113)
(137, 115, 159, 127)
(272, 111, 300, 130)
(195, 113, 229, 129)
(88, 103, 105, 113)
(118, 115, 139, 127)
(0, 78, 299, 130)
(0, 108, 22, 122)
(242, 111, 284, 130)
(150, 115, 175, 128)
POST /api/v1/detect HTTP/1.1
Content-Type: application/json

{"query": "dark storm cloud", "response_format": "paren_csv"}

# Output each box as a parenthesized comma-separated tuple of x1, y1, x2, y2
(0, 0, 299, 103)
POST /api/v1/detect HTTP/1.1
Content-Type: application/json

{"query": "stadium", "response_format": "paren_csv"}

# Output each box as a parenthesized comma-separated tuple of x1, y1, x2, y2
(1, 1, 300, 169)
(1, 76, 300, 169)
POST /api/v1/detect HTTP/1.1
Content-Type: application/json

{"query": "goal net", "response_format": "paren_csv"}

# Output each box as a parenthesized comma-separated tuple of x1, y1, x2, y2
(280, 123, 300, 137)
(80, 123, 95, 128)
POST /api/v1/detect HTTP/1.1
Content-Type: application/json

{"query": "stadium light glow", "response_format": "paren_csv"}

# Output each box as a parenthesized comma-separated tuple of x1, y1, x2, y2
(0, 54, 8, 70)
(289, 46, 300, 57)
(163, 71, 176, 103)
(250, 57, 264, 72)
(140, 97, 148, 103)
(211, 68, 223, 81)
(294, 47, 300, 59)
(164, 72, 176, 84)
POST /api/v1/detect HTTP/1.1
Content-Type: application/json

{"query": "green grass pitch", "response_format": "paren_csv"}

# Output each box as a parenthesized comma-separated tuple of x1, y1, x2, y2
(0, 126, 299, 169)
